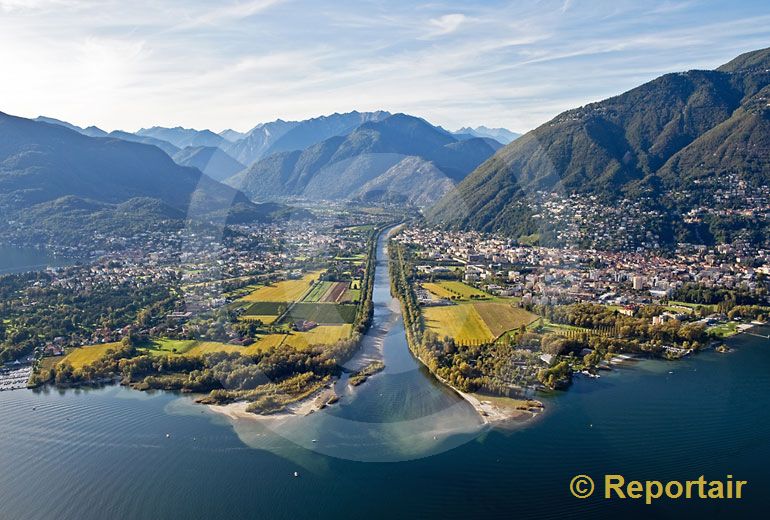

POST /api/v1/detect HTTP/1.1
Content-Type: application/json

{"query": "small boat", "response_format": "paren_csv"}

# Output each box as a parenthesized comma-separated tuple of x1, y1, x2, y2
(311, 439, 317, 443)
(293, 471, 299, 478)
(165, 433, 171, 438)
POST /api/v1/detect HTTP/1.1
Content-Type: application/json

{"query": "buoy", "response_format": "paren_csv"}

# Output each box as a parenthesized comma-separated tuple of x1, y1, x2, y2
(166, 433, 171, 438)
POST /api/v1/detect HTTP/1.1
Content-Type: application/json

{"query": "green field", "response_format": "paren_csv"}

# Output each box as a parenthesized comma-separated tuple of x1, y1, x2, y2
(282, 303, 357, 324)
(141, 338, 241, 356)
(303, 281, 334, 302)
(343, 288, 361, 303)
(242, 301, 284, 316)
(423, 281, 488, 301)
(708, 321, 739, 338)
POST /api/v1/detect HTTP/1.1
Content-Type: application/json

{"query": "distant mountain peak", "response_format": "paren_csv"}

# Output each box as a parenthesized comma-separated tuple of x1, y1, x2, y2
(34, 115, 108, 138)
(454, 126, 520, 144)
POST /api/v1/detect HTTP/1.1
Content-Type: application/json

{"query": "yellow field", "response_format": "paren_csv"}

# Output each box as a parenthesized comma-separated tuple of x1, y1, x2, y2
(60, 342, 123, 369)
(239, 314, 278, 324)
(473, 302, 538, 336)
(239, 271, 322, 302)
(423, 305, 494, 343)
(283, 325, 352, 349)
(423, 302, 537, 343)
(143, 339, 240, 357)
(185, 342, 244, 356)
(423, 281, 487, 300)
(243, 334, 288, 354)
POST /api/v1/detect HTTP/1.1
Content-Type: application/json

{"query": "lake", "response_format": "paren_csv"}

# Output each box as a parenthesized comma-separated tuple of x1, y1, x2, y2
(1, 231, 768, 518)
(0, 245, 76, 274)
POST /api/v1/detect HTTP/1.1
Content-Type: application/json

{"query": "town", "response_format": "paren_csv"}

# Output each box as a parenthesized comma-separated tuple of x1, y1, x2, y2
(395, 225, 769, 310)
(0, 203, 395, 398)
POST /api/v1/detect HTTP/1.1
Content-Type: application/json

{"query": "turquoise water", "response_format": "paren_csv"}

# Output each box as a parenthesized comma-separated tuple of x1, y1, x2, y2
(0, 245, 75, 274)
(1, 232, 769, 518)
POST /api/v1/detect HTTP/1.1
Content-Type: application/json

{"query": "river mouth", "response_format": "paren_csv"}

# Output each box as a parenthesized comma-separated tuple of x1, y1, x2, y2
(196, 226, 486, 462)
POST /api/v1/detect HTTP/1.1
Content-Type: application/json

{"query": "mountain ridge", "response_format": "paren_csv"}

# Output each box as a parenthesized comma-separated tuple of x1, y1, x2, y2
(428, 47, 770, 246)
(228, 113, 499, 206)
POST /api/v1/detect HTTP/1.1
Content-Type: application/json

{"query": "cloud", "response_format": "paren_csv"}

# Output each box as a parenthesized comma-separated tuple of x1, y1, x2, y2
(2, 0, 770, 134)
(424, 13, 466, 38)
(181, 0, 288, 28)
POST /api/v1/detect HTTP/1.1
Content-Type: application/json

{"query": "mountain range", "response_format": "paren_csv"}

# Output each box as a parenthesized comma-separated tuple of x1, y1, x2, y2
(429, 47, 770, 246)
(226, 114, 502, 206)
(221, 111, 392, 166)
(0, 113, 297, 245)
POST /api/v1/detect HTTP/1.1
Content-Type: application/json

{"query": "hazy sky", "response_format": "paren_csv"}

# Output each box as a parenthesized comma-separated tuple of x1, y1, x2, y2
(1, 0, 769, 134)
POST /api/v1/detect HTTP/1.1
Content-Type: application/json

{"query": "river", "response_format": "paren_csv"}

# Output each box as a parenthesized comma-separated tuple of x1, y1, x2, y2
(1, 230, 769, 518)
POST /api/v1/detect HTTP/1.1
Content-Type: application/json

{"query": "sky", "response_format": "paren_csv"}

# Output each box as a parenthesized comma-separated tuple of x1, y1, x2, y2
(1, 0, 769, 134)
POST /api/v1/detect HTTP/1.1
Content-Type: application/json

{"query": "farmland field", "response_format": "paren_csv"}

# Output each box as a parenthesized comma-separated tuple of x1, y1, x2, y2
(342, 288, 361, 303)
(303, 281, 333, 302)
(243, 334, 288, 353)
(423, 301, 538, 343)
(283, 325, 353, 349)
(422, 305, 493, 343)
(239, 271, 321, 302)
(239, 314, 278, 324)
(321, 281, 348, 303)
(242, 301, 284, 316)
(283, 303, 357, 324)
(473, 302, 538, 336)
(423, 281, 488, 300)
(142, 339, 240, 356)
(59, 342, 122, 369)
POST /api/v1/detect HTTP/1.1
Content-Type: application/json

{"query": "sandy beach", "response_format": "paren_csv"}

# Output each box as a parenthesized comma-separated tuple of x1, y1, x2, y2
(208, 385, 338, 423)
